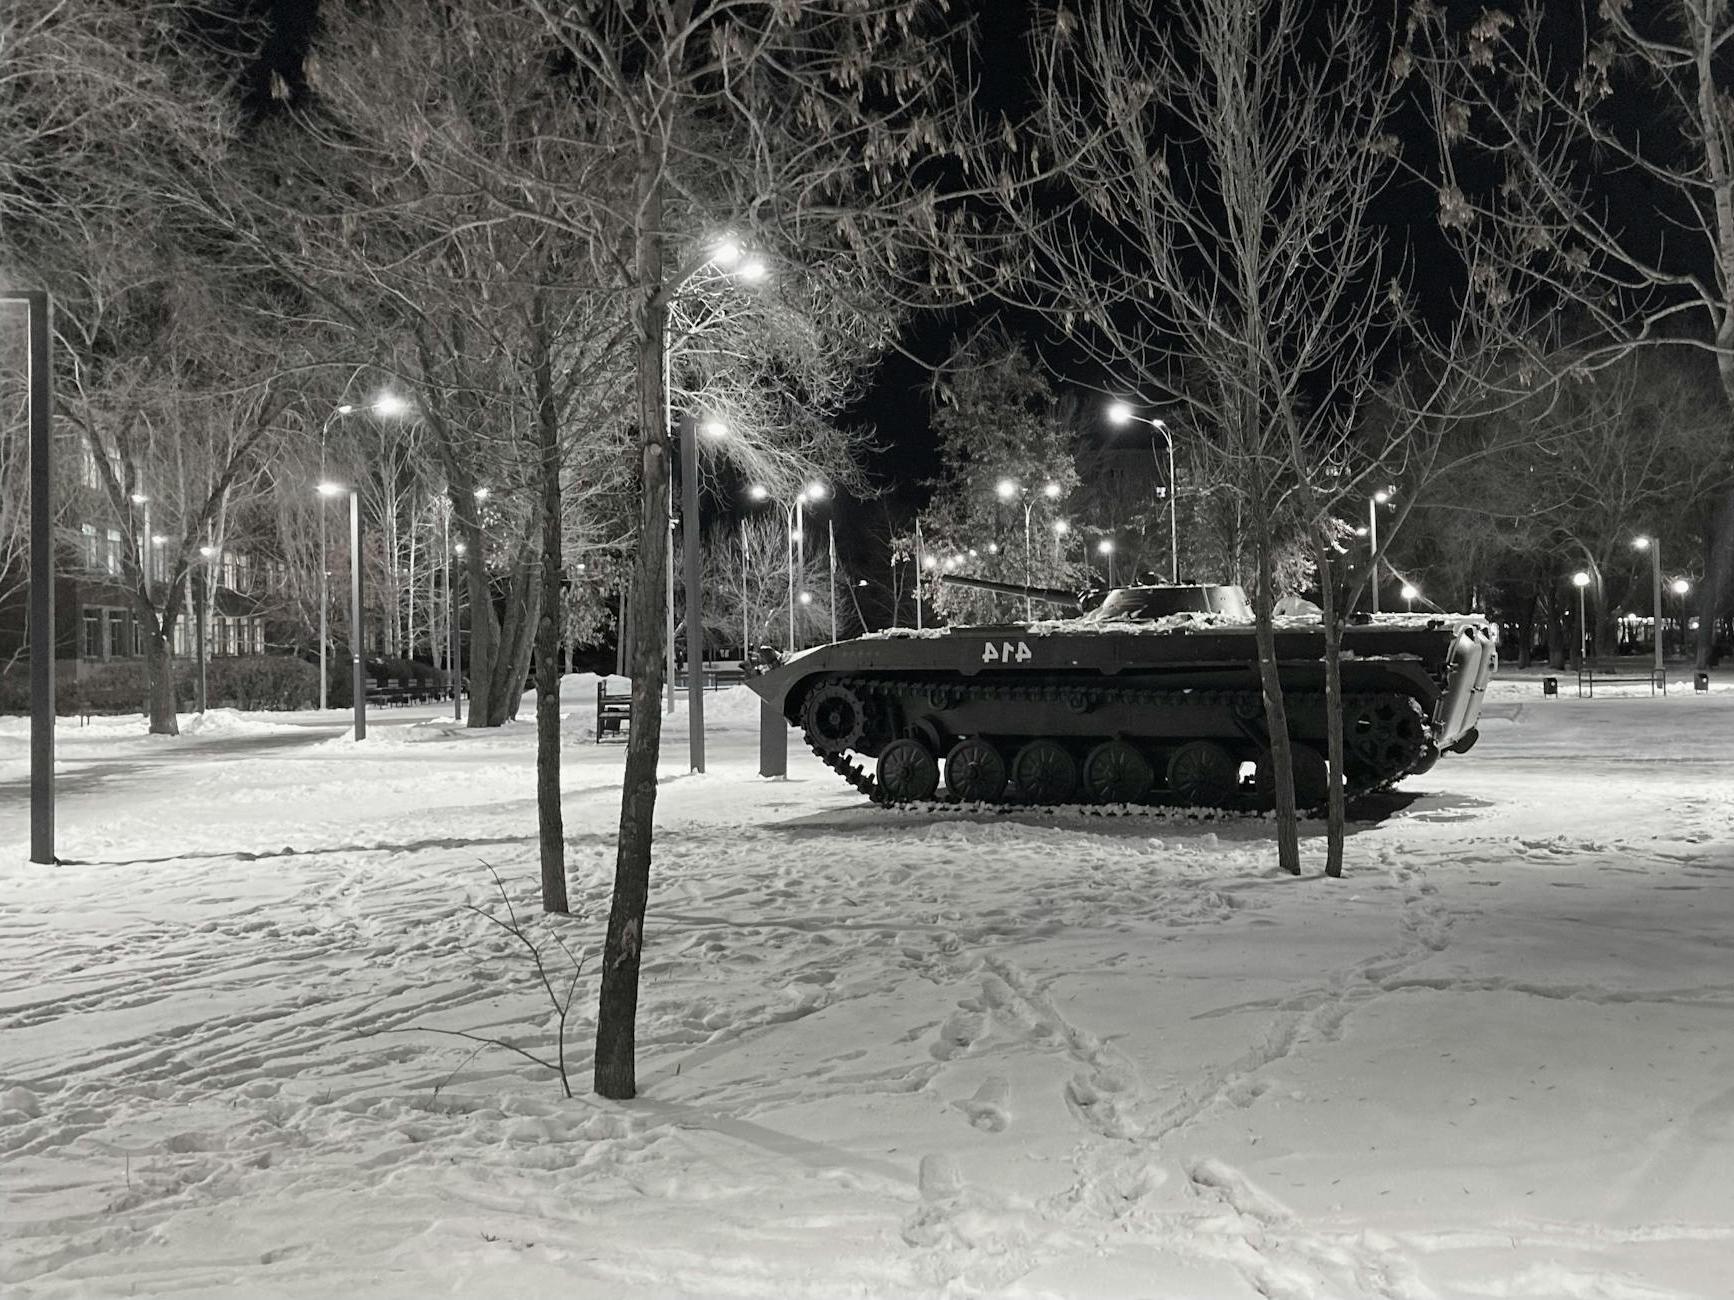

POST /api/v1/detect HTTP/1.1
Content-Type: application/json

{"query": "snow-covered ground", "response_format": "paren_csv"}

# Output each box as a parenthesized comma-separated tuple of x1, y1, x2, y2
(2, 672, 1732, 1299)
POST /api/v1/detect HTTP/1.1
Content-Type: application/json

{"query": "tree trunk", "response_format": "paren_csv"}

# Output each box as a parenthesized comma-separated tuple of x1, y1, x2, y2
(595, 156, 671, 1102)
(1251, 514, 1301, 876)
(1313, 535, 1345, 878)
(145, 624, 178, 735)
(533, 299, 569, 916)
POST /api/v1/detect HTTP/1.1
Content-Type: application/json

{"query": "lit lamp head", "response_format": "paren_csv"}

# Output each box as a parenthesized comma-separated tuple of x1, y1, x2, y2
(336, 403, 355, 415)
(700, 420, 728, 439)
(797, 591, 813, 605)
(372, 393, 409, 418)
(738, 258, 768, 282)
(1400, 584, 1419, 602)
(1097, 539, 1114, 555)
(130, 492, 148, 505)
(317, 481, 345, 497)
(996, 478, 1018, 500)
(453, 541, 467, 556)
(923, 556, 937, 570)
(1106, 401, 1134, 426)
(987, 542, 1000, 555)
(1043, 481, 1062, 500)
(151, 534, 167, 546)
(473, 487, 490, 501)
(748, 484, 770, 502)
(711, 239, 743, 269)
(1374, 489, 1392, 505)
(1572, 571, 1591, 589)
(1672, 578, 1690, 595)
(1054, 520, 1070, 536)
(1632, 536, 1651, 551)
(198, 545, 216, 559)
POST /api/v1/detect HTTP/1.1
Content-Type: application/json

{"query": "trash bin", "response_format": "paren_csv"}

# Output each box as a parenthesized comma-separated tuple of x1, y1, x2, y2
(1696, 671, 1711, 693)
(1542, 676, 1558, 697)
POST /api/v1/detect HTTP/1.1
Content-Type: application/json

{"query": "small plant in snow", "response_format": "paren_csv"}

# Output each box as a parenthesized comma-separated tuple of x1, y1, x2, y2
(404, 864, 590, 1099)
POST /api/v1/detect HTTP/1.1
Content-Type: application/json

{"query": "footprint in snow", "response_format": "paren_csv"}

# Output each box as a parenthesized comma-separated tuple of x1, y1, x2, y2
(954, 1076, 1010, 1132)
(931, 1006, 986, 1060)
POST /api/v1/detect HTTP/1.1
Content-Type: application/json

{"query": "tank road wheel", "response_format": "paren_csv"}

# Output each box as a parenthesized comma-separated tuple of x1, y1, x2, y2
(945, 737, 1008, 803)
(802, 682, 868, 754)
(1347, 696, 1427, 779)
(1012, 739, 1078, 804)
(1082, 740, 1153, 804)
(876, 738, 939, 803)
(1166, 740, 1238, 807)
(1255, 743, 1330, 810)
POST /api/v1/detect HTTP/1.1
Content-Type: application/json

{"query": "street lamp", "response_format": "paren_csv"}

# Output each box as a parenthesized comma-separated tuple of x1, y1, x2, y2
(1572, 570, 1591, 673)
(995, 478, 1062, 618)
(318, 481, 366, 740)
(1368, 488, 1394, 614)
(664, 241, 770, 722)
(1107, 402, 1180, 583)
(1400, 582, 1418, 613)
(1098, 538, 1116, 587)
(1633, 536, 1663, 683)
(1672, 577, 1691, 659)
(195, 544, 217, 713)
(317, 394, 404, 710)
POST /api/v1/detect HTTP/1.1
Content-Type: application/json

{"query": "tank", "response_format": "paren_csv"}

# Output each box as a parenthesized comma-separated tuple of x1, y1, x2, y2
(745, 575, 1497, 809)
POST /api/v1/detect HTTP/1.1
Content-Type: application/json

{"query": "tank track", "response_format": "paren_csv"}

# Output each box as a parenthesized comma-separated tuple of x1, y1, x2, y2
(799, 674, 1423, 809)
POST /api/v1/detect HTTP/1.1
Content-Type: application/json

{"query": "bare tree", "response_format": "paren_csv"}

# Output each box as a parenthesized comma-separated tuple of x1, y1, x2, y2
(1411, 0, 1734, 667)
(1011, 0, 1407, 874)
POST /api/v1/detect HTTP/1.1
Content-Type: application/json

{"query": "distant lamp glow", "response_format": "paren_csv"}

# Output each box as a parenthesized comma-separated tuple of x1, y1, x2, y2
(996, 478, 1017, 500)
(968, 548, 979, 557)
(945, 556, 961, 570)
(1106, 401, 1134, 425)
(336, 403, 356, 415)
(317, 481, 345, 497)
(151, 534, 167, 545)
(1572, 571, 1591, 588)
(748, 484, 770, 502)
(1354, 525, 1369, 537)
(454, 541, 467, 556)
(1054, 520, 1069, 535)
(1374, 489, 1391, 505)
(798, 591, 813, 605)
(1097, 539, 1114, 555)
(1633, 536, 1651, 551)
(700, 420, 728, 439)
(987, 542, 1000, 555)
(199, 545, 216, 558)
(803, 481, 827, 501)
(1043, 481, 1062, 499)
(711, 239, 743, 268)
(1672, 578, 1690, 595)
(474, 487, 490, 501)
(738, 258, 768, 282)
(1400, 584, 1418, 601)
(372, 392, 409, 418)
(130, 492, 148, 504)
(923, 555, 937, 569)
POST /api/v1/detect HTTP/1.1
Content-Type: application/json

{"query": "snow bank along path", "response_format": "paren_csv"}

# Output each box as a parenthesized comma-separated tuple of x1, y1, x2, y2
(2, 678, 1733, 1298)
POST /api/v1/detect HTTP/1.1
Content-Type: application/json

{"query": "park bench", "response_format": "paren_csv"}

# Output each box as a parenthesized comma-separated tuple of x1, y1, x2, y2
(1576, 665, 1666, 698)
(596, 681, 632, 742)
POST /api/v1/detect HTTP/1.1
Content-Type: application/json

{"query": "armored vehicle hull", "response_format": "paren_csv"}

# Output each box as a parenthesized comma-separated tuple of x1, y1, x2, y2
(746, 586, 1496, 809)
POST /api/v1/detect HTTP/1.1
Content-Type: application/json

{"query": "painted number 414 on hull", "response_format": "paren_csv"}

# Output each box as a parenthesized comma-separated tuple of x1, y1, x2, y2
(981, 639, 1033, 664)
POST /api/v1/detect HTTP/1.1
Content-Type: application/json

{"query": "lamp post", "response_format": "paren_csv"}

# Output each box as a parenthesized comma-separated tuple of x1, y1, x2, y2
(680, 412, 704, 772)
(664, 242, 768, 715)
(914, 518, 926, 630)
(4, 288, 54, 865)
(995, 478, 1061, 618)
(319, 482, 366, 740)
(1672, 577, 1691, 658)
(1107, 402, 1180, 583)
(1572, 570, 1591, 673)
(828, 516, 838, 644)
(1368, 488, 1394, 614)
(452, 539, 466, 720)
(196, 544, 215, 713)
(1401, 583, 1418, 614)
(1098, 538, 1116, 587)
(1633, 536, 1664, 682)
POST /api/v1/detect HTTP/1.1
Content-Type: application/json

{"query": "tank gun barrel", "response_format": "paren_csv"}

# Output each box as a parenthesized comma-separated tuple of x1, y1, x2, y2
(938, 573, 1085, 611)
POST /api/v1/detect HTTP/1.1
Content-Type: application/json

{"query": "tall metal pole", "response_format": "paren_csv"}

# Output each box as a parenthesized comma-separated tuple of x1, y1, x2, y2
(195, 556, 208, 713)
(828, 516, 837, 643)
(8, 290, 54, 865)
(914, 518, 925, 630)
(1650, 540, 1664, 681)
(1368, 499, 1380, 615)
(663, 324, 676, 715)
(447, 513, 461, 720)
(1164, 428, 1178, 584)
(740, 519, 750, 660)
(350, 490, 366, 741)
(680, 414, 704, 772)
(1576, 582, 1586, 673)
(792, 499, 805, 649)
(1022, 500, 1034, 620)
(318, 502, 329, 710)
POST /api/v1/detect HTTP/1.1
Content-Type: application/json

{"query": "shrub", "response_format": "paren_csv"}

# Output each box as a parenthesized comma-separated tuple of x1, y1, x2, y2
(204, 656, 319, 711)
